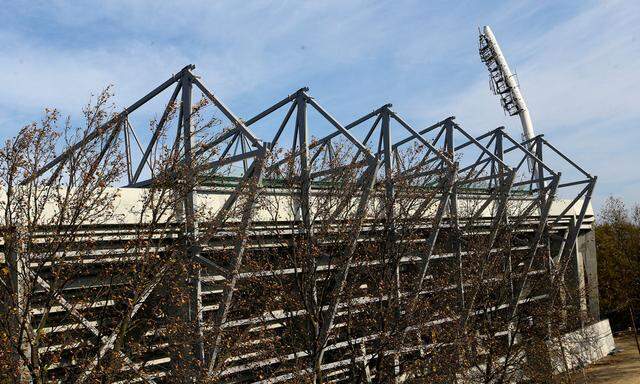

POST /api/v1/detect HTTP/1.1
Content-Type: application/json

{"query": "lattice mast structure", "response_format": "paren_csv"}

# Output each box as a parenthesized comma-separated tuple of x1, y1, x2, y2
(479, 25, 535, 142)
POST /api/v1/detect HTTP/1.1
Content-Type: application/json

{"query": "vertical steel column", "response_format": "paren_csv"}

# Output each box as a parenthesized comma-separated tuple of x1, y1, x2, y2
(526, 140, 558, 381)
(443, 121, 465, 384)
(180, 71, 205, 363)
(294, 91, 319, 339)
(495, 131, 515, 300)
(496, 131, 515, 350)
(382, 107, 394, 208)
(494, 130, 505, 183)
(445, 122, 464, 310)
(533, 135, 554, 307)
(297, 91, 311, 229)
(291, 93, 322, 368)
(381, 107, 401, 317)
(295, 91, 322, 384)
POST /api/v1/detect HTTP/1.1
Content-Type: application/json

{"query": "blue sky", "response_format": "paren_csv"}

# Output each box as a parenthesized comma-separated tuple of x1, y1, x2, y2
(0, 1, 638, 210)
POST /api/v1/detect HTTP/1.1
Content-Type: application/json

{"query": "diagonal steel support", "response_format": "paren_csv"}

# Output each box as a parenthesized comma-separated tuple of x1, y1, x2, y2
(311, 105, 389, 150)
(389, 112, 454, 168)
(207, 149, 268, 375)
(509, 175, 560, 318)
(460, 169, 516, 326)
(75, 266, 168, 383)
(416, 177, 455, 291)
(306, 97, 373, 159)
(314, 158, 380, 372)
(197, 88, 303, 156)
(553, 178, 596, 280)
(33, 272, 160, 384)
(191, 76, 264, 150)
(131, 82, 182, 184)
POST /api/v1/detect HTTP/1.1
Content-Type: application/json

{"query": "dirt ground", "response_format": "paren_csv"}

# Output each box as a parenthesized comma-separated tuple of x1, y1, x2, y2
(569, 333, 640, 383)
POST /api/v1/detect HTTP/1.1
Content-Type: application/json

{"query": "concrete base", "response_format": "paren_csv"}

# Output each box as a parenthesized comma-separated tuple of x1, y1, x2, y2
(549, 319, 616, 373)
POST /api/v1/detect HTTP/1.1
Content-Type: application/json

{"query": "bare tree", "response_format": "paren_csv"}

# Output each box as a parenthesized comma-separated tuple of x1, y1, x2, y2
(596, 197, 640, 355)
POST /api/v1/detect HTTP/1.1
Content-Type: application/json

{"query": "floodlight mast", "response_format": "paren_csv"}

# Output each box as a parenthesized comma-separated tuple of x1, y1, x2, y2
(479, 25, 535, 143)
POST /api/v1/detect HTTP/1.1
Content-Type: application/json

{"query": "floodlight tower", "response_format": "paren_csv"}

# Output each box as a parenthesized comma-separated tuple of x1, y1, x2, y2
(479, 25, 535, 143)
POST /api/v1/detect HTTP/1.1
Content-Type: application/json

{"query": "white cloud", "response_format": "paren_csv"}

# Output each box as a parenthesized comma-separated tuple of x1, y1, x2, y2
(0, 0, 637, 207)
